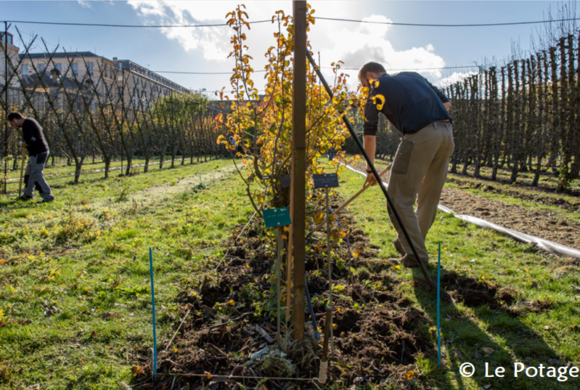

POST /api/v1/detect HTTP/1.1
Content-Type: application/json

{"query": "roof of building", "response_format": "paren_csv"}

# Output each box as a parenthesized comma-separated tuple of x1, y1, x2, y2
(116, 59, 190, 93)
(19, 51, 102, 60)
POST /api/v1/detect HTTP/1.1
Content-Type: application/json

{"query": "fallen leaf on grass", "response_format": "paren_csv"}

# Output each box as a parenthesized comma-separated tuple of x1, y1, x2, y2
(482, 347, 494, 356)
(131, 366, 144, 376)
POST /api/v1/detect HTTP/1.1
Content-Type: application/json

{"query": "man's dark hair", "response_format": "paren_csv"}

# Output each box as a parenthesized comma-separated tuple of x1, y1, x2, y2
(7, 112, 24, 121)
(358, 62, 387, 83)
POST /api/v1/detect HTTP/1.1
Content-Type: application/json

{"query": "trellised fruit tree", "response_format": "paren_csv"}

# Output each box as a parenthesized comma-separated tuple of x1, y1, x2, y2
(217, 5, 363, 217)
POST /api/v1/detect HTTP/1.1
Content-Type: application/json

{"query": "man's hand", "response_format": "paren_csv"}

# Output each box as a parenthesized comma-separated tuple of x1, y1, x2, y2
(364, 171, 378, 187)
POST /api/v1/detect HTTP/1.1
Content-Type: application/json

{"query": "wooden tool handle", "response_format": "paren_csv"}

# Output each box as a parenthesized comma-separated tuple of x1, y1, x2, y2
(321, 307, 332, 361)
(18, 146, 26, 197)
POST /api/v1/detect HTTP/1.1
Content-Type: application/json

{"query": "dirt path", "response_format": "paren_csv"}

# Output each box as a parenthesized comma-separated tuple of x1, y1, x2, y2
(348, 161, 580, 250)
(439, 188, 579, 249)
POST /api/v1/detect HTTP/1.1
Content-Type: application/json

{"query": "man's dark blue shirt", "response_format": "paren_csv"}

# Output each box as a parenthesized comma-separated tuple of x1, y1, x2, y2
(363, 72, 452, 136)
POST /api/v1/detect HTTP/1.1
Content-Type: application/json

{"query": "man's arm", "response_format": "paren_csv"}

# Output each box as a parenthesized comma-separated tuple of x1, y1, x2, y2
(363, 135, 378, 186)
(443, 101, 451, 111)
(364, 135, 376, 170)
(22, 121, 34, 146)
(362, 91, 381, 186)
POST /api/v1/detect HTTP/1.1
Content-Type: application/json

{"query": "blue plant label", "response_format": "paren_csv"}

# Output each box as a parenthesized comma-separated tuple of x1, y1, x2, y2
(263, 207, 292, 228)
(313, 173, 339, 189)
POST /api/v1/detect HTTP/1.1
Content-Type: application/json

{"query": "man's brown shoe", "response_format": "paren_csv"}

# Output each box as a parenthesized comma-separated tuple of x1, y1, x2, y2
(402, 254, 420, 268)
(394, 238, 405, 256)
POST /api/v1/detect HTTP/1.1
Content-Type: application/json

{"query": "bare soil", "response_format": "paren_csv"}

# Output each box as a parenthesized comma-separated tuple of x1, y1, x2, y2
(439, 188, 580, 249)
(349, 161, 580, 250)
(134, 194, 524, 390)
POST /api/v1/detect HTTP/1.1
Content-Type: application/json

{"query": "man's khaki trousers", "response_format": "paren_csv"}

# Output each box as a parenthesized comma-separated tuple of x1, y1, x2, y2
(387, 122, 454, 263)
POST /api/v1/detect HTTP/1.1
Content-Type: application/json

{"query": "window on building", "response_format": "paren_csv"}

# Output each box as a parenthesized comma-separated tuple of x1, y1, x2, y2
(55, 63, 62, 72)
(87, 62, 94, 76)
(22, 64, 28, 75)
(39, 63, 46, 73)
(72, 63, 78, 76)
(118, 63, 123, 71)
(118, 87, 124, 96)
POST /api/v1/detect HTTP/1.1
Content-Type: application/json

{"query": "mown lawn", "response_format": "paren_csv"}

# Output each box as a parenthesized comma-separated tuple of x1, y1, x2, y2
(1, 158, 579, 389)
(0, 158, 253, 389)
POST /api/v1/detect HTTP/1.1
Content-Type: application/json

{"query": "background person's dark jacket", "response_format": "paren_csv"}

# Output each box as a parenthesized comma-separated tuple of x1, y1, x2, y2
(22, 118, 49, 156)
(363, 72, 452, 136)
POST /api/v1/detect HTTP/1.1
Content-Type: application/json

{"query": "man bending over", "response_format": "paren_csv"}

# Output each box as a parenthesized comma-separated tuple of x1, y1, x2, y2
(359, 62, 453, 268)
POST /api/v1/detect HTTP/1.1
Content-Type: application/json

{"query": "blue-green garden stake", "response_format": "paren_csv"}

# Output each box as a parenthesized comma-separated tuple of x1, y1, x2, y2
(437, 242, 442, 367)
(149, 248, 158, 381)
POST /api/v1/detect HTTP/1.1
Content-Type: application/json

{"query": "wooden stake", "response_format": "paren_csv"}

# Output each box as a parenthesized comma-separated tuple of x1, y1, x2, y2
(291, 0, 307, 341)
(18, 146, 26, 197)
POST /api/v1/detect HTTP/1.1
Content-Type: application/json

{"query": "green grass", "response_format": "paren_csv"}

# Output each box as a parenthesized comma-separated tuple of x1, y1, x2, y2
(335, 165, 580, 389)
(2, 157, 579, 389)
(0, 158, 253, 389)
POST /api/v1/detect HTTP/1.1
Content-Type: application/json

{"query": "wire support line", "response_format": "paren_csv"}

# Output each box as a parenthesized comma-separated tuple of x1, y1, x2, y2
(148, 371, 316, 382)
(4, 16, 580, 29)
(151, 65, 477, 75)
(316, 16, 580, 28)
(152, 70, 267, 74)
(2, 19, 272, 28)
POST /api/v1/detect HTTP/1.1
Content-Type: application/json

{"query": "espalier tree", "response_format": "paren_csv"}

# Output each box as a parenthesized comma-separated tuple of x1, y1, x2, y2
(217, 5, 363, 217)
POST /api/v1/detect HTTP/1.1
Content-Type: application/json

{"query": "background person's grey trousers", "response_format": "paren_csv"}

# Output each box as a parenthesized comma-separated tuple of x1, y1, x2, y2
(23, 152, 53, 200)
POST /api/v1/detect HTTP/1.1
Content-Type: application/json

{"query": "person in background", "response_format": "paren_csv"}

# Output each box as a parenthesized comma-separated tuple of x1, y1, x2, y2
(359, 62, 453, 268)
(7, 112, 55, 203)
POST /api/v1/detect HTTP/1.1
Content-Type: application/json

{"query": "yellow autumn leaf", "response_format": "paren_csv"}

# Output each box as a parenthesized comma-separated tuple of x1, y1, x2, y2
(372, 94, 386, 110)
(313, 211, 324, 225)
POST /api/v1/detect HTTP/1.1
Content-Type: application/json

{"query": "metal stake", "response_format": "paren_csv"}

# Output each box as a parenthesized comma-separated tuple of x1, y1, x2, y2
(149, 248, 158, 382)
(276, 225, 282, 348)
(325, 187, 334, 357)
(4, 21, 9, 195)
(437, 242, 442, 367)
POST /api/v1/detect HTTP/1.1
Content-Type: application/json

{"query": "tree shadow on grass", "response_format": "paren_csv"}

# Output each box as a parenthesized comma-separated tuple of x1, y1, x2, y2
(411, 267, 575, 390)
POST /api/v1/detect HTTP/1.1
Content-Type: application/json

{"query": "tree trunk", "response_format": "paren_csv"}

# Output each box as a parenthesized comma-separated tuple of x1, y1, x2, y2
(74, 156, 85, 184)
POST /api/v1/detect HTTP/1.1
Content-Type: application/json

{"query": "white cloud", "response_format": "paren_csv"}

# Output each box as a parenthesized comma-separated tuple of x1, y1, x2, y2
(436, 71, 477, 87)
(126, 1, 450, 90)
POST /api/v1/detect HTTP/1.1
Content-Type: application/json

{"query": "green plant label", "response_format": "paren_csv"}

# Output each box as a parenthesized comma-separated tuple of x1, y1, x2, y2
(313, 173, 339, 189)
(263, 207, 291, 228)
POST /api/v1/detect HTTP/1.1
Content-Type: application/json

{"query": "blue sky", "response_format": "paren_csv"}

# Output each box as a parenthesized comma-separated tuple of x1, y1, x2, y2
(2, 1, 576, 94)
